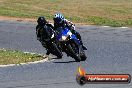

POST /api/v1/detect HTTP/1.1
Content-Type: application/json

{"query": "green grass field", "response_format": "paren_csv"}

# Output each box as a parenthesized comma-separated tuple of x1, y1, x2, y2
(0, 49, 44, 65)
(0, 0, 132, 26)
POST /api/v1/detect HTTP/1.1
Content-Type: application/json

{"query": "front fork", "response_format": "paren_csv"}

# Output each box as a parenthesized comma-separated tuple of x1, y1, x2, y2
(59, 40, 79, 54)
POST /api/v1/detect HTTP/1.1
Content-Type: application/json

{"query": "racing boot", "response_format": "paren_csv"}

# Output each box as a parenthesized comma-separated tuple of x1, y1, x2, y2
(72, 30, 87, 50)
(82, 45, 87, 50)
(76, 32, 87, 50)
(80, 40, 87, 50)
(46, 50, 50, 55)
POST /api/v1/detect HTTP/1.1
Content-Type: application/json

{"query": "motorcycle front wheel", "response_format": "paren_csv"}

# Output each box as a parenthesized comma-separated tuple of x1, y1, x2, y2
(48, 42, 63, 59)
(66, 44, 81, 62)
(79, 46, 87, 61)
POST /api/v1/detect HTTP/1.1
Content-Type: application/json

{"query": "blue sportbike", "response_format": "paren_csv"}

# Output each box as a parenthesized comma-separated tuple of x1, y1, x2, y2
(56, 27, 87, 62)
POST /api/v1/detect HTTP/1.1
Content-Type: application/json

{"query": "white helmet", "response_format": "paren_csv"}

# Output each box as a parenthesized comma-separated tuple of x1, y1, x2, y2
(53, 13, 64, 24)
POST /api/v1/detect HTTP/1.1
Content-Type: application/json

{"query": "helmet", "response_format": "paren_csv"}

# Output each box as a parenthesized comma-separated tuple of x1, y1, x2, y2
(37, 16, 47, 25)
(53, 13, 64, 24)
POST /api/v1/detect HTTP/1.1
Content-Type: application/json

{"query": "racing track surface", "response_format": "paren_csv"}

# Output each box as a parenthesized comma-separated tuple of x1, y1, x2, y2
(0, 20, 132, 88)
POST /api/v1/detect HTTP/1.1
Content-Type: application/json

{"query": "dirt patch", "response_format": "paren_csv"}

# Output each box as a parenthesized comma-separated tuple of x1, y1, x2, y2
(0, 16, 92, 26)
(0, 16, 36, 23)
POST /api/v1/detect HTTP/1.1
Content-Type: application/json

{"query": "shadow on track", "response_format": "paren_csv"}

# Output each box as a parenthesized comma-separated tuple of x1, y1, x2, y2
(6, 81, 75, 88)
(53, 60, 76, 63)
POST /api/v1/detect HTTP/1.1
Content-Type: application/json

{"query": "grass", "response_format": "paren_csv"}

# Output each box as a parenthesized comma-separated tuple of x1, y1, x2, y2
(0, 0, 132, 27)
(0, 49, 44, 65)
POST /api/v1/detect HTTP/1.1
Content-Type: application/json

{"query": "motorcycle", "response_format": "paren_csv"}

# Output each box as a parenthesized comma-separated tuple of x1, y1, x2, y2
(56, 27, 87, 62)
(38, 25, 63, 58)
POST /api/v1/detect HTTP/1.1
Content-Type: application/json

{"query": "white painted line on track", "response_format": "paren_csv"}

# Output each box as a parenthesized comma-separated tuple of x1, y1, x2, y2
(0, 57, 49, 68)
(101, 26, 110, 27)
(119, 27, 129, 28)
(101, 26, 129, 29)
(23, 51, 42, 55)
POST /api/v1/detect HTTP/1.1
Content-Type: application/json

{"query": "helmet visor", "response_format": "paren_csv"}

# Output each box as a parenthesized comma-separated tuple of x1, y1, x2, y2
(54, 18, 62, 24)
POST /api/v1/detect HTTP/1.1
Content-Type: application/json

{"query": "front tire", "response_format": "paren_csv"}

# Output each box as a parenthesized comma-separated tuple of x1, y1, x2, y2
(66, 44, 81, 62)
(79, 46, 87, 61)
(49, 43, 63, 59)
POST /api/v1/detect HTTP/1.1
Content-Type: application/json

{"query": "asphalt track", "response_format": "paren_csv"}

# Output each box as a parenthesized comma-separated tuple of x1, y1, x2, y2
(0, 20, 132, 88)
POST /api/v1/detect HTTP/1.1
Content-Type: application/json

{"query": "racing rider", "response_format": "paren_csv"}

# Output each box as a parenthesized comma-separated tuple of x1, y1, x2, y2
(53, 13, 87, 50)
(36, 16, 54, 55)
